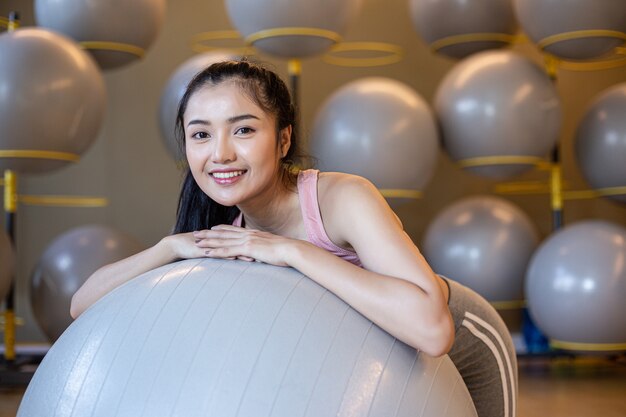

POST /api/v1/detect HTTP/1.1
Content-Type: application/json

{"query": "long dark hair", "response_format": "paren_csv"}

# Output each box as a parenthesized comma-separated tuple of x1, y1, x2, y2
(173, 60, 303, 234)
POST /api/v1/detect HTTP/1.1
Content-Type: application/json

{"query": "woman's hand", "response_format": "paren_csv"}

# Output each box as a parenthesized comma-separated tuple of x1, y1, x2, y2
(161, 232, 210, 260)
(192, 225, 298, 266)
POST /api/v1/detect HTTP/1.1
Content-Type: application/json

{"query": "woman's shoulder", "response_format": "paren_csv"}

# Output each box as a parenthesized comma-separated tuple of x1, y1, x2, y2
(316, 171, 403, 230)
(316, 171, 378, 200)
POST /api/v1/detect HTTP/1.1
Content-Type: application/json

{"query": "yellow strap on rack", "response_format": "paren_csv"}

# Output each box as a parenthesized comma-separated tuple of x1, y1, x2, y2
(189, 30, 254, 55)
(3, 310, 16, 360)
(18, 195, 108, 208)
(550, 339, 626, 352)
(288, 59, 302, 76)
(4, 170, 16, 213)
(550, 163, 563, 210)
(79, 41, 145, 58)
(323, 42, 404, 67)
(429, 32, 517, 53)
(538, 29, 626, 49)
(0, 150, 80, 162)
(379, 189, 422, 199)
(457, 155, 548, 169)
(563, 185, 626, 200)
(245, 27, 342, 45)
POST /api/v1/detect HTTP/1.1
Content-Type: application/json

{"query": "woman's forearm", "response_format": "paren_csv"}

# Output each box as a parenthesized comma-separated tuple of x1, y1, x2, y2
(70, 237, 178, 319)
(285, 240, 454, 356)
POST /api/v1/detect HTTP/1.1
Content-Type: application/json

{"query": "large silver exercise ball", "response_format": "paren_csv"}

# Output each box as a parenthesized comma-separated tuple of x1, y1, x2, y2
(434, 50, 561, 179)
(514, 0, 626, 60)
(159, 52, 240, 160)
(526, 220, 626, 348)
(225, 0, 362, 58)
(410, 0, 517, 59)
(0, 230, 15, 303)
(29, 225, 144, 342)
(35, 0, 166, 69)
(575, 83, 626, 204)
(19, 259, 477, 417)
(423, 195, 540, 304)
(0, 28, 106, 174)
(310, 77, 439, 200)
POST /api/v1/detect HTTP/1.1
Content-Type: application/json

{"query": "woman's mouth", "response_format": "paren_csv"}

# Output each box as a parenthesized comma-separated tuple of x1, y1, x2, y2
(210, 170, 247, 184)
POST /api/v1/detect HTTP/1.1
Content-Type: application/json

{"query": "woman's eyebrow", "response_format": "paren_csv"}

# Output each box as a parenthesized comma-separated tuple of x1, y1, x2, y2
(187, 119, 210, 127)
(186, 114, 260, 128)
(227, 114, 260, 124)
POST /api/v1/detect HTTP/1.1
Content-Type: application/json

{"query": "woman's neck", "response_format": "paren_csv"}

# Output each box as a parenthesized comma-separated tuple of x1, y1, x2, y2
(237, 175, 301, 237)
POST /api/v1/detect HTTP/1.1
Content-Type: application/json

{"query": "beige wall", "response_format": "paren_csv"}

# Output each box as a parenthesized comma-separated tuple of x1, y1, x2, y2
(1, 0, 625, 342)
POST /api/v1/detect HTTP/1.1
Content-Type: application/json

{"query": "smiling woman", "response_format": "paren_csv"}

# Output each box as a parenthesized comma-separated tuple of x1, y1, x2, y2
(69, 60, 517, 417)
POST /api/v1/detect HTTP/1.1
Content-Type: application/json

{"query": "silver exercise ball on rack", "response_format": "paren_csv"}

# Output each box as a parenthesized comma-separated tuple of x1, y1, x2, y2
(513, 0, 626, 60)
(158, 51, 240, 160)
(575, 83, 626, 204)
(310, 77, 439, 204)
(19, 259, 478, 417)
(225, 0, 362, 58)
(35, 0, 166, 69)
(434, 50, 561, 179)
(29, 225, 144, 342)
(0, 28, 106, 174)
(423, 195, 539, 305)
(525, 220, 626, 351)
(410, 0, 517, 59)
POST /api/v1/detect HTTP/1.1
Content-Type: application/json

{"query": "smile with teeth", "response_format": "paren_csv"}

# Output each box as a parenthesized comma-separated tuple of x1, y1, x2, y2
(211, 170, 246, 179)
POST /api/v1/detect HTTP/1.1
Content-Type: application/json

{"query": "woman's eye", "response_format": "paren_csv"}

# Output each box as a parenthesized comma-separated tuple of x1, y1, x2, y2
(236, 127, 254, 135)
(191, 131, 210, 140)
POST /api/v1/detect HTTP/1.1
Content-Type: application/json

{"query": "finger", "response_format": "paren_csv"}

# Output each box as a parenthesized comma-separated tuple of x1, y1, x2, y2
(194, 229, 245, 239)
(195, 237, 245, 249)
(237, 256, 255, 262)
(211, 224, 252, 231)
(205, 247, 245, 259)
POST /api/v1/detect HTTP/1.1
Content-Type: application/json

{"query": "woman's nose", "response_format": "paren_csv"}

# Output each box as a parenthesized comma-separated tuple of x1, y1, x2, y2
(211, 135, 236, 164)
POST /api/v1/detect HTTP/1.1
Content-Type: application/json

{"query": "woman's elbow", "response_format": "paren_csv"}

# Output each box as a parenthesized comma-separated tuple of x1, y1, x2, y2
(422, 329, 454, 357)
(413, 314, 455, 357)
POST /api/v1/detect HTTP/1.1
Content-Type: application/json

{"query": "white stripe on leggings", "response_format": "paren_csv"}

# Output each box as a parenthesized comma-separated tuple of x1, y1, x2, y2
(465, 311, 517, 416)
(461, 319, 510, 417)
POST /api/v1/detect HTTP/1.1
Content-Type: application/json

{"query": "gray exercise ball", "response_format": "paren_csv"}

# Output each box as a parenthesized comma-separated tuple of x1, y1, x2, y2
(159, 52, 240, 160)
(310, 77, 439, 201)
(526, 220, 626, 348)
(29, 225, 144, 342)
(225, 0, 362, 58)
(423, 195, 539, 304)
(0, 28, 106, 174)
(514, 0, 626, 60)
(19, 259, 477, 417)
(410, 0, 517, 59)
(35, 0, 166, 69)
(575, 83, 626, 204)
(0, 230, 14, 303)
(434, 50, 561, 179)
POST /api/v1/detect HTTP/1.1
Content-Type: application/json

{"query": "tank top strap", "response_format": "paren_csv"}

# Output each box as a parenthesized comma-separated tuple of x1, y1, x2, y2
(297, 169, 325, 245)
(233, 211, 243, 227)
(297, 169, 359, 257)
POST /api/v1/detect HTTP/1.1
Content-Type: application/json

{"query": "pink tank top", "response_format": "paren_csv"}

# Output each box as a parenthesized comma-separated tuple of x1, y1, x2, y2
(233, 169, 363, 267)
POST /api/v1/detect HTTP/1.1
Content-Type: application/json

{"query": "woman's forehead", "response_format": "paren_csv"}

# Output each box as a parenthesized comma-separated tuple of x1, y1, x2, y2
(186, 84, 264, 116)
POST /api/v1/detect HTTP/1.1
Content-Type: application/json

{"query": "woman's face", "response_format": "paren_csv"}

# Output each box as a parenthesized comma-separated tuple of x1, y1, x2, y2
(183, 81, 291, 207)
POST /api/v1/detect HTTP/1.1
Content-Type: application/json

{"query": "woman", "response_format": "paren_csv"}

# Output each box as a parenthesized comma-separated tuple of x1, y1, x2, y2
(71, 60, 516, 417)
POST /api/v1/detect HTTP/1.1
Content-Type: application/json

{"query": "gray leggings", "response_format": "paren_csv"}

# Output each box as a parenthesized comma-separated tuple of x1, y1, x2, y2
(443, 277, 518, 417)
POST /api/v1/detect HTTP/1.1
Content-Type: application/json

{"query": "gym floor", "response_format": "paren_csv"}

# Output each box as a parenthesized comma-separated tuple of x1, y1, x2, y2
(1, 355, 625, 417)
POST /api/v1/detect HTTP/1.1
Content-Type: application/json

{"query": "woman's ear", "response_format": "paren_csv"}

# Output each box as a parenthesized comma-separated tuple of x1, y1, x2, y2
(279, 125, 292, 158)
